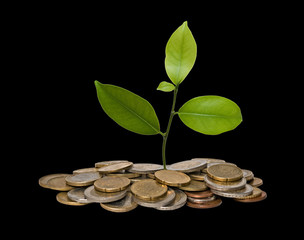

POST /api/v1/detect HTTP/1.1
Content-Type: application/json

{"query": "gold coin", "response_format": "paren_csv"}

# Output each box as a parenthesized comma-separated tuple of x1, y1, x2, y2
(154, 170, 191, 187)
(189, 172, 206, 181)
(207, 163, 243, 182)
(95, 160, 130, 168)
(94, 176, 131, 192)
(248, 177, 263, 187)
(100, 192, 137, 213)
(39, 173, 70, 189)
(235, 187, 262, 200)
(242, 169, 254, 181)
(97, 162, 133, 173)
(46, 175, 74, 191)
(130, 179, 168, 200)
(179, 180, 208, 192)
(106, 172, 140, 179)
(56, 192, 87, 206)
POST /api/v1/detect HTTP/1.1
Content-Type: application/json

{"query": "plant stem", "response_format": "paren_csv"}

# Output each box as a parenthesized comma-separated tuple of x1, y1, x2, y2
(162, 85, 179, 169)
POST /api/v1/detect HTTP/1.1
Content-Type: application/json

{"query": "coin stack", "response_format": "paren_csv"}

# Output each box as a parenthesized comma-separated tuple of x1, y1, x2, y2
(39, 158, 266, 212)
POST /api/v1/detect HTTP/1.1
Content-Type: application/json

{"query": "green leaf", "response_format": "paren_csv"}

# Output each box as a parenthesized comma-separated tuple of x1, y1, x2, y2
(165, 21, 197, 86)
(157, 81, 175, 92)
(178, 96, 242, 135)
(95, 81, 161, 135)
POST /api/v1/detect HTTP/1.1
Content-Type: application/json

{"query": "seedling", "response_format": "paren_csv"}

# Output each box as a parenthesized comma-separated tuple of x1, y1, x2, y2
(95, 21, 242, 169)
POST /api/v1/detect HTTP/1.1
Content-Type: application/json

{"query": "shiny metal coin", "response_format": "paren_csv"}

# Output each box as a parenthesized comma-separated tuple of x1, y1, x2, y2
(211, 184, 253, 198)
(242, 169, 254, 181)
(248, 177, 263, 187)
(67, 187, 90, 204)
(56, 192, 88, 206)
(204, 175, 246, 191)
(186, 197, 222, 209)
(179, 180, 208, 192)
(155, 170, 191, 187)
(95, 160, 130, 168)
(97, 162, 133, 173)
(73, 167, 99, 174)
(234, 190, 267, 203)
(65, 172, 101, 187)
(187, 195, 217, 204)
(46, 175, 74, 191)
(100, 192, 137, 213)
(133, 187, 175, 208)
(127, 163, 163, 174)
(94, 176, 130, 193)
(184, 190, 213, 198)
(131, 179, 168, 200)
(84, 185, 127, 203)
(189, 171, 206, 181)
(167, 159, 207, 173)
(156, 189, 187, 211)
(207, 163, 243, 182)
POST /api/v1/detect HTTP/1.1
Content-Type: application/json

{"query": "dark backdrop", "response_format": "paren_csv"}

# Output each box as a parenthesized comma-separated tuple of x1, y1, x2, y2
(20, 4, 287, 238)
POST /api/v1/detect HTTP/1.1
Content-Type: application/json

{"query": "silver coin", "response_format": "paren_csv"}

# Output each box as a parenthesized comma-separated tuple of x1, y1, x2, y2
(73, 167, 99, 174)
(204, 175, 246, 191)
(187, 195, 217, 204)
(192, 158, 226, 164)
(127, 163, 163, 174)
(65, 172, 101, 187)
(97, 162, 133, 173)
(84, 185, 127, 203)
(67, 187, 90, 204)
(155, 189, 187, 211)
(211, 184, 253, 198)
(167, 159, 207, 173)
(133, 187, 176, 208)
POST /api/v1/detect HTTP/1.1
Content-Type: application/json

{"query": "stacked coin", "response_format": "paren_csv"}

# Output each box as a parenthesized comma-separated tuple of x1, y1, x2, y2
(39, 158, 267, 212)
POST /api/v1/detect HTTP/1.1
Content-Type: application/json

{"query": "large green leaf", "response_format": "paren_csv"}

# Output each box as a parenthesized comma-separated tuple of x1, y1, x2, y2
(165, 21, 197, 85)
(95, 81, 161, 135)
(178, 96, 242, 135)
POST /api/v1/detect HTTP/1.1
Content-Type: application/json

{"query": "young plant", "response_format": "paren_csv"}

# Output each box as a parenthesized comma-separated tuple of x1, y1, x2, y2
(94, 21, 242, 169)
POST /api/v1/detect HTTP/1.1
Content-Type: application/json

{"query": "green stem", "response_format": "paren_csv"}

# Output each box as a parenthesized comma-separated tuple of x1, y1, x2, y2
(162, 85, 179, 169)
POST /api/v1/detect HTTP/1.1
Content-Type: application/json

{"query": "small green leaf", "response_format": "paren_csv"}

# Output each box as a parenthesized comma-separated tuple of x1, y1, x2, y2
(157, 81, 175, 92)
(95, 81, 161, 135)
(165, 21, 197, 86)
(178, 96, 242, 135)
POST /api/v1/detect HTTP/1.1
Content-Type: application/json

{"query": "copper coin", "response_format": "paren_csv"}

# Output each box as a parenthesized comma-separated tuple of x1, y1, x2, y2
(184, 190, 213, 198)
(186, 197, 222, 209)
(234, 191, 267, 203)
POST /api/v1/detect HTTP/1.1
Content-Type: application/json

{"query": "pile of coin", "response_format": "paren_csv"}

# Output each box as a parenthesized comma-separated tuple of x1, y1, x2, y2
(39, 158, 266, 212)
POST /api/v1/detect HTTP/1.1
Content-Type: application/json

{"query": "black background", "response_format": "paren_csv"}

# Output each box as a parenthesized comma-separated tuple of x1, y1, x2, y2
(15, 3, 292, 237)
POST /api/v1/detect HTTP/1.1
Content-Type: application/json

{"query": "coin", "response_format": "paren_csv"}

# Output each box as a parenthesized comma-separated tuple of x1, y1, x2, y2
(127, 163, 163, 174)
(234, 190, 267, 203)
(95, 160, 130, 168)
(97, 162, 133, 173)
(65, 172, 101, 187)
(248, 177, 263, 187)
(155, 189, 187, 211)
(67, 187, 91, 204)
(73, 167, 99, 174)
(100, 192, 138, 213)
(167, 159, 207, 173)
(133, 187, 176, 208)
(186, 197, 222, 209)
(187, 195, 217, 204)
(106, 172, 140, 179)
(191, 158, 226, 164)
(94, 176, 130, 192)
(184, 190, 213, 199)
(211, 184, 253, 198)
(56, 192, 88, 206)
(242, 169, 254, 181)
(189, 172, 206, 181)
(179, 180, 208, 192)
(204, 175, 246, 191)
(207, 163, 243, 182)
(155, 170, 191, 187)
(234, 187, 262, 200)
(46, 175, 74, 191)
(39, 173, 70, 189)
(131, 179, 168, 200)
(84, 185, 127, 203)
